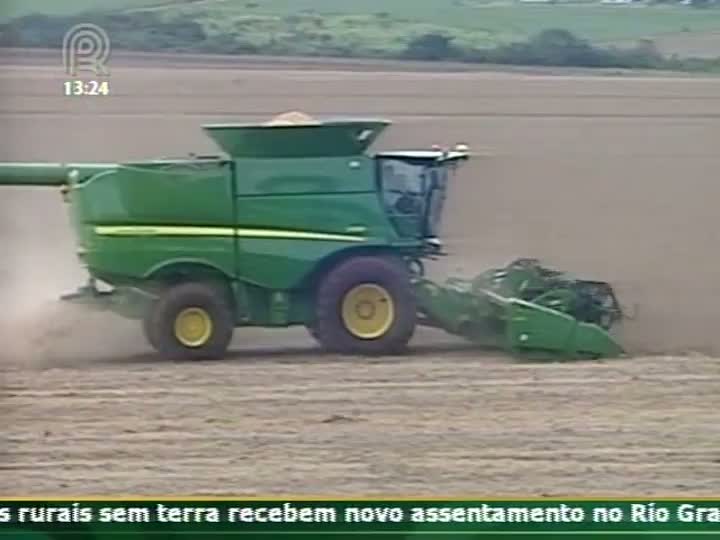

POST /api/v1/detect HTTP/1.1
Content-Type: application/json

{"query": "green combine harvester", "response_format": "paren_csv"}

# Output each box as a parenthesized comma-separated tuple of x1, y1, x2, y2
(0, 113, 623, 360)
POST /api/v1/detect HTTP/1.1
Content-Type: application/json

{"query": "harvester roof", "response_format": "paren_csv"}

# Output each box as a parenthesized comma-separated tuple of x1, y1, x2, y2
(376, 150, 469, 162)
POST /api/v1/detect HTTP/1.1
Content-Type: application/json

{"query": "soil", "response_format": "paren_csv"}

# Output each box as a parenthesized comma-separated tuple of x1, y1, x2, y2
(0, 57, 718, 496)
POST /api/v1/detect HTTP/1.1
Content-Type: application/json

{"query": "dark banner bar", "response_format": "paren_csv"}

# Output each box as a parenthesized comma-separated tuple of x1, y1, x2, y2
(1, 499, 719, 538)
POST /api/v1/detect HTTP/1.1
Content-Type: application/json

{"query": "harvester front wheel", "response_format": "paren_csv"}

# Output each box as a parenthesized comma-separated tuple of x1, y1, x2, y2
(144, 282, 234, 360)
(314, 256, 416, 355)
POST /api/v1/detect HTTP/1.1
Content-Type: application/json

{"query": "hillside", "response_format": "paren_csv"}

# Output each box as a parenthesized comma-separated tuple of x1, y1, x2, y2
(2, 0, 720, 69)
(0, 0, 166, 19)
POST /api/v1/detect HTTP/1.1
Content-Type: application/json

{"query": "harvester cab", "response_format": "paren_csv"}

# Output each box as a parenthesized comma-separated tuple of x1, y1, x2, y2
(0, 113, 624, 360)
(376, 148, 468, 255)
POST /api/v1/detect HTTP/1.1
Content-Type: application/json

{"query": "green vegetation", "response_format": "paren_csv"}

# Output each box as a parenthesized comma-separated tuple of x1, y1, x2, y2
(179, 0, 720, 44)
(0, 0, 164, 20)
(1, 0, 720, 70)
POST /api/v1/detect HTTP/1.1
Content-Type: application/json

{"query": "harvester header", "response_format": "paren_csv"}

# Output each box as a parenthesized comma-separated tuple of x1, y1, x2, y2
(0, 113, 623, 360)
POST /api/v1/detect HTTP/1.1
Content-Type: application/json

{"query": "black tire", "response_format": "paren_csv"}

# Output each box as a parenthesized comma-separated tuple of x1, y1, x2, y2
(144, 282, 234, 360)
(314, 256, 416, 355)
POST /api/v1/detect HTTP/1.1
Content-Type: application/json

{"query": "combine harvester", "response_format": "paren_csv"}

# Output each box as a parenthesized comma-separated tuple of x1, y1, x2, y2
(0, 113, 623, 360)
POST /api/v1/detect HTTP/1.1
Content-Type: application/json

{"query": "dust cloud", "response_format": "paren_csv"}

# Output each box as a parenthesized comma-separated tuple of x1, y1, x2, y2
(0, 189, 142, 366)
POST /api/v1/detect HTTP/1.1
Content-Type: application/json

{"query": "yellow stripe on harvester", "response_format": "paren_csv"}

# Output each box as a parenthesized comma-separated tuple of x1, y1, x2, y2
(93, 225, 366, 243)
(94, 226, 235, 237)
(234, 228, 365, 242)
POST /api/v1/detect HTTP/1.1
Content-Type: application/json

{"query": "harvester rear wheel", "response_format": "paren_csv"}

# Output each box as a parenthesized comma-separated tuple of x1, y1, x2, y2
(314, 256, 416, 355)
(144, 282, 234, 360)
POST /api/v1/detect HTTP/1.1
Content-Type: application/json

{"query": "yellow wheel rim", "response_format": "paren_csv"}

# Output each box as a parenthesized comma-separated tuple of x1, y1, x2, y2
(341, 284, 395, 339)
(174, 307, 213, 347)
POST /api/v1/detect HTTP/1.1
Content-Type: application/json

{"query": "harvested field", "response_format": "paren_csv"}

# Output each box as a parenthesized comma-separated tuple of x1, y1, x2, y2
(1, 57, 719, 495)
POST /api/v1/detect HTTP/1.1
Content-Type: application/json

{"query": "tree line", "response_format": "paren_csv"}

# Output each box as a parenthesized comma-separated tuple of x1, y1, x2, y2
(1, 11, 718, 72)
